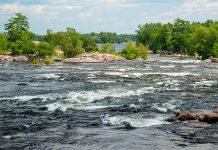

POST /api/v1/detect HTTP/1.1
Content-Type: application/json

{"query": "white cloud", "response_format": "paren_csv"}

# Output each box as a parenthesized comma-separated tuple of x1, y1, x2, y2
(142, 0, 218, 23)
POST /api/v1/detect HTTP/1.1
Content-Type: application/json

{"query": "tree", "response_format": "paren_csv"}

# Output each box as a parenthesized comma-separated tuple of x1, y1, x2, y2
(99, 43, 115, 53)
(35, 42, 55, 57)
(82, 37, 98, 52)
(5, 13, 30, 42)
(0, 33, 8, 54)
(121, 41, 149, 60)
(190, 25, 216, 59)
(212, 43, 218, 57)
(171, 18, 192, 54)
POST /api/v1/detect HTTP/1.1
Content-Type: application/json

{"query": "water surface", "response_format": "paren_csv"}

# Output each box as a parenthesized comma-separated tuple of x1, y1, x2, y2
(0, 55, 218, 149)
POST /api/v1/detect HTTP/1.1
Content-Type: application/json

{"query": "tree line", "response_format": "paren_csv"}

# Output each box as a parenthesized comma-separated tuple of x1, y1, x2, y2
(0, 13, 148, 60)
(136, 18, 218, 59)
(83, 32, 136, 44)
(2, 13, 217, 61)
(0, 13, 99, 58)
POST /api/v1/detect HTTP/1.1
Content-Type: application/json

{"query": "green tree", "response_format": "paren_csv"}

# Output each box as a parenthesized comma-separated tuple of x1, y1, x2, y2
(0, 33, 8, 54)
(5, 13, 30, 42)
(121, 41, 149, 60)
(190, 25, 216, 59)
(99, 43, 115, 53)
(171, 18, 192, 54)
(212, 43, 218, 57)
(35, 42, 54, 57)
(82, 37, 98, 52)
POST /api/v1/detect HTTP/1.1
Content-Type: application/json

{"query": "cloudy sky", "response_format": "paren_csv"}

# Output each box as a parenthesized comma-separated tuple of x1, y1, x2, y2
(0, 0, 218, 34)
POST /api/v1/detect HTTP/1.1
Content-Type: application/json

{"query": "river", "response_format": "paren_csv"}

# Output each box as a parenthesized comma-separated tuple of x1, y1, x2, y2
(0, 55, 218, 150)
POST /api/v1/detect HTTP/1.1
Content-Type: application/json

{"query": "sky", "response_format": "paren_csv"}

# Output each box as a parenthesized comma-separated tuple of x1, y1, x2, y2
(0, 0, 218, 34)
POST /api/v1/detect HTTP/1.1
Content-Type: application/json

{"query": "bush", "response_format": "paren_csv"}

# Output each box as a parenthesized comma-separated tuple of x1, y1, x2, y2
(99, 43, 115, 53)
(212, 43, 218, 58)
(31, 59, 39, 64)
(64, 40, 85, 57)
(121, 41, 149, 60)
(35, 42, 54, 57)
(44, 57, 53, 65)
(0, 33, 8, 52)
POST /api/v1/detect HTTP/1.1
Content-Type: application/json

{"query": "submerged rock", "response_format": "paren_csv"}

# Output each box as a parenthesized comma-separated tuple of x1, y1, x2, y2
(63, 53, 126, 63)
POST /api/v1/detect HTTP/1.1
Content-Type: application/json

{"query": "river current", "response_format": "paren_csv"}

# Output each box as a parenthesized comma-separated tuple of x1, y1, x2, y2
(0, 55, 218, 150)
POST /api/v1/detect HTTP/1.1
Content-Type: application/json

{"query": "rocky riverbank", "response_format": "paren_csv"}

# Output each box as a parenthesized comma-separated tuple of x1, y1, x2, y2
(0, 55, 28, 62)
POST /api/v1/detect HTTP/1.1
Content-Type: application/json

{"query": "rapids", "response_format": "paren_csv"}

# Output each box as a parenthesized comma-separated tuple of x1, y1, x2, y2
(0, 55, 218, 149)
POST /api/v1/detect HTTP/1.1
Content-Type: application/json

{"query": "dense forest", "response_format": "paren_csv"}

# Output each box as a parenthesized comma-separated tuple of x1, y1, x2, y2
(0, 13, 218, 61)
(136, 18, 218, 59)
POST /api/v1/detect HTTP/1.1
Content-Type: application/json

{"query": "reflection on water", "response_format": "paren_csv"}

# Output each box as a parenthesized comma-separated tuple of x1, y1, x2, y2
(0, 55, 218, 150)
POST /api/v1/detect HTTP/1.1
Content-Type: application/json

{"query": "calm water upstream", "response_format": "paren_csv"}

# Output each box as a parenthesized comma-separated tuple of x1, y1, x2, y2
(0, 55, 218, 150)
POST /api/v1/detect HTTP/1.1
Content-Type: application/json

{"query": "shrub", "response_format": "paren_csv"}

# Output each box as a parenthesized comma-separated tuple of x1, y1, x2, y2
(31, 59, 39, 64)
(44, 57, 53, 65)
(99, 43, 115, 53)
(121, 41, 149, 60)
(35, 42, 54, 57)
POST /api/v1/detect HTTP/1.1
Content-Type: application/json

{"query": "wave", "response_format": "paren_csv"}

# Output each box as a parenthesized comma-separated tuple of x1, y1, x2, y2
(100, 114, 168, 127)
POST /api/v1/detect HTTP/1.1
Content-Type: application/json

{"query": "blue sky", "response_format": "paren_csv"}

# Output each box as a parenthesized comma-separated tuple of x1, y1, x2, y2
(0, 0, 218, 34)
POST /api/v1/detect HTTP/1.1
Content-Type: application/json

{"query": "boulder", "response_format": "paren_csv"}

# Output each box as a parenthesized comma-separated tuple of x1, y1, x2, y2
(198, 113, 218, 123)
(176, 112, 197, 121)
(63, 53, 126, 63)
(168, 109, 218, 123)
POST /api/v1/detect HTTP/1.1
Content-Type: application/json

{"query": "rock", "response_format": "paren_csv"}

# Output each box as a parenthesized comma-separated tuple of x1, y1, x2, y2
(198, 113, 218, 123)
(213, 107, 218, 113)
(18, 83, 28, 86)
(0, 55, 13, 61)
(204, 59, 211, 62)
(168, 110, 218, 124)
(13, 56, 29, 62)
(123, 121, 135, 130)
(0, 55, 29, 62)
(210, 58, 218, 63)
(176, 112, 197, 121)
(63, 53, 126, 63)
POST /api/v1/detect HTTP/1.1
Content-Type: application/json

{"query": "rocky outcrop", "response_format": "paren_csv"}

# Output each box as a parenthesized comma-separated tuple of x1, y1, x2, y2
(167, 108, 218, 123)
(0, 55, 13, 61)
(13, 56, 29, 62)
(0, 55, 29, 62)
(63, 53, 126, 63)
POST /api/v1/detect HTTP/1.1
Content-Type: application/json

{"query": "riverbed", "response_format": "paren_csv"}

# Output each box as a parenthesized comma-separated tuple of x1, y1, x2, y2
(0, 55, 218, 149)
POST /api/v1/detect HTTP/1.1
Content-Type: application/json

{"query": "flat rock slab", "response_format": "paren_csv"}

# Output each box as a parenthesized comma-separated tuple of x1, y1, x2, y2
(63, 53, 126, 63)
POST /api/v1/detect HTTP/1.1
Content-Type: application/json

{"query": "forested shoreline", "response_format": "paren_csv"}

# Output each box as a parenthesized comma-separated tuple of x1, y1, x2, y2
(137, 18, 218, 59)
(0, 13, 218, 62)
